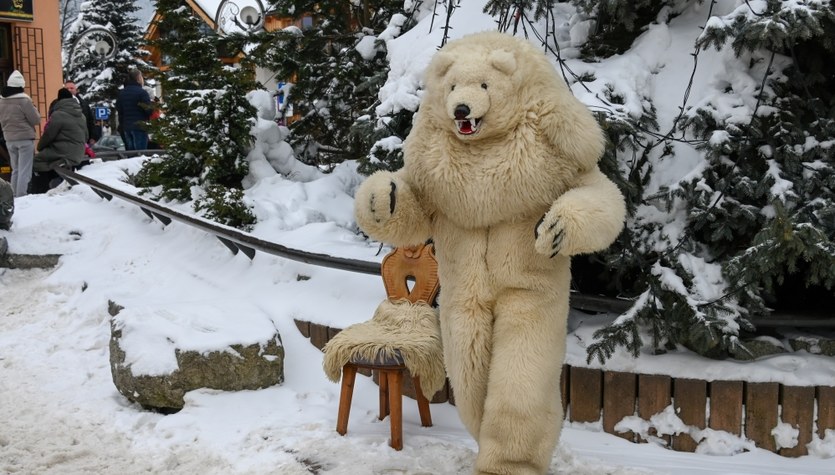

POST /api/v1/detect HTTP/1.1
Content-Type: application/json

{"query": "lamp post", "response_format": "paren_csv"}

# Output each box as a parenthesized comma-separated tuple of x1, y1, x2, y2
(94, 40, 112, 62)
(67, 27, 119, 140)
(214, 0, 267, 36)
(68, 27, 118, 68)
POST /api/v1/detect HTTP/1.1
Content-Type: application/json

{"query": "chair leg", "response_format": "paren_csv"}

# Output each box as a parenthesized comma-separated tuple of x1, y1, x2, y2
(336, 364, 357, 436)
(413, 376, 433, 427)
(388, 369, 403, 450)
(378, 369, 389, 420)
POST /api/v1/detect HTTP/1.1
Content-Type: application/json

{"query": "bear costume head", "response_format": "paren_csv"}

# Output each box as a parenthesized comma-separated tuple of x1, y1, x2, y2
(402, 31, 607, 229)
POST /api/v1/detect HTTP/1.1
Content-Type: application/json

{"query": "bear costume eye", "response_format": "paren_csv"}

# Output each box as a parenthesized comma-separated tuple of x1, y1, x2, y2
(481, 83, 488, 89)
(451, 84, 456, 91)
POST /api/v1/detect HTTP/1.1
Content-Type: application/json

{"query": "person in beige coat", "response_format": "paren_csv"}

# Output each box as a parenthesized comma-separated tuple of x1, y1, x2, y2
(0, 71, 41, 197)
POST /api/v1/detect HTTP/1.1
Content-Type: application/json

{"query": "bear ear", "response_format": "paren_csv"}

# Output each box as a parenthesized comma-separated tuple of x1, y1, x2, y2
(427, 51, 455, 79)
(489, 49, 516, 76)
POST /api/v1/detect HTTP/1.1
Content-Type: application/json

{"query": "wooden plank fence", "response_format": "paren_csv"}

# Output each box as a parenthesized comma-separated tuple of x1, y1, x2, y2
(296, 319, 835, 457)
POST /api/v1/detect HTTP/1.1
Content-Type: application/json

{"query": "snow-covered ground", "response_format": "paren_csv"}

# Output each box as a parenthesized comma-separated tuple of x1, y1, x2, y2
(1, 156, 833, 474)
(4, 1, 832, 473)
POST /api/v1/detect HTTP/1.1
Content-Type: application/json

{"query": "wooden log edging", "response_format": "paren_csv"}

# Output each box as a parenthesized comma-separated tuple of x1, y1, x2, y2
(295, 319, 834, 457)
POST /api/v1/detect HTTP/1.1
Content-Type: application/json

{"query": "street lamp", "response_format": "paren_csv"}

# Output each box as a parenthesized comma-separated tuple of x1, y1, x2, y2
(67, 27, 120, 141)
(94, 40, 112, 59)
(215, 0, 266, 35)
(68, 27, 118, 67)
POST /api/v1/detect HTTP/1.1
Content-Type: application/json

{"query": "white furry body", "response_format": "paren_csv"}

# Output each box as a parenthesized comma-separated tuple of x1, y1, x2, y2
(355, 32, 626, 474)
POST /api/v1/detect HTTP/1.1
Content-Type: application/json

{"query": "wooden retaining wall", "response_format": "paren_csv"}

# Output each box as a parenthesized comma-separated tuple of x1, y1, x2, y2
(296, 319, 835, 457)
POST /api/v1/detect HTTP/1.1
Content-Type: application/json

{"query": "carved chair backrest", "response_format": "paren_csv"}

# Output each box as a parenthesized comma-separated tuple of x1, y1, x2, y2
(380, 244, 440, 305)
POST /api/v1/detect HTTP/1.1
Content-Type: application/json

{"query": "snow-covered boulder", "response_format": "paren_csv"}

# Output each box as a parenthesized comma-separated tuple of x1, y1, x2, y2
(790, 336, 835, 357)
(108, 301, 284, 411)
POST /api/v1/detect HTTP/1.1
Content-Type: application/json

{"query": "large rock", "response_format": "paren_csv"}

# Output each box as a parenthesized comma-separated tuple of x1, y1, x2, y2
(789, 336, 835, 357)
(109, 301, 284, 412)
(730, 336, 787, 361)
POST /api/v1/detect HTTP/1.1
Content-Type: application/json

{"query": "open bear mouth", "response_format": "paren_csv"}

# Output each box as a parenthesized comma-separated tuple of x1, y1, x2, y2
(455, 118, 482, 135)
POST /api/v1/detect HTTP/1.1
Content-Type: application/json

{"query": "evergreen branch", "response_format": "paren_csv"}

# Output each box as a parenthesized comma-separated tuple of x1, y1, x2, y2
(751, 50, 776, 119)
(638, 47, 779, 328)
(641, 12, 775, 265)
(788, 46, 814, 101)
(644, 0, 718, 154)
(521, 10, 599, 97)
(517, 9, 708, 150)
(440, 0, 460, 47)
(743, 0, 769, 17)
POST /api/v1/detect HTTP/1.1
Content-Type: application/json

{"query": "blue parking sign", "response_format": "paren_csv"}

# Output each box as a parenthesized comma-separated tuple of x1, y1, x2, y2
(94, 107, 110, 120)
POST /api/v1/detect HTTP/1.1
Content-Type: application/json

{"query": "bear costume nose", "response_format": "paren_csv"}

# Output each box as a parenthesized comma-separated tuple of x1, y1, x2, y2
(454, 104, 470, 120)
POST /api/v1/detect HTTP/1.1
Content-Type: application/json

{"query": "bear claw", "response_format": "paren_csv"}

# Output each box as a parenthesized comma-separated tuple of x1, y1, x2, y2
(534, 215, 545, 239)
(550, 229, 565, 258)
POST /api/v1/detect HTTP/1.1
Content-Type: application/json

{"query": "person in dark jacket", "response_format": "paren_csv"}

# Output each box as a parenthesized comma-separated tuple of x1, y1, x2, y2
(115, 69, 152, 151)
(0, 176, 12, 230)
(29, 88, 88, 193)
(61, 81, 101, 145)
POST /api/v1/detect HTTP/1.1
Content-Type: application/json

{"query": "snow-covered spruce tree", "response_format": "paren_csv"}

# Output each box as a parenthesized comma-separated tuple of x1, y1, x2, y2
(352, 4, 427, 175)
(62, 0, 149, 106)
(571, 0, 835, 361)
(249, 0, 409, 171)
(682, 2, 835, 329)
(60, 0, 81, 40)
(134, 0, 257, 230)
(356, 1, 478, 175)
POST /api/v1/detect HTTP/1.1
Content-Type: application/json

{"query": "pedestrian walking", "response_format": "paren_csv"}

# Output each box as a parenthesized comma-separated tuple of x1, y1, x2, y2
(115, 69, 152, 151)
(0, 70, 41, 197)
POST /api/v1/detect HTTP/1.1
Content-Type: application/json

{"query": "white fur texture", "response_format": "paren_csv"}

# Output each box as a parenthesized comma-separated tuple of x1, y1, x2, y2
(322, 299, 446, 399)
(354, 31, 626, 474)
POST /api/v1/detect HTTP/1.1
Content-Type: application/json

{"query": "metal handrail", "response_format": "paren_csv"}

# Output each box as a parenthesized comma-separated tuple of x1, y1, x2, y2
(92, 149, 166, 161)
(52, 167, 832, 328)
(55, 167, 382, 275)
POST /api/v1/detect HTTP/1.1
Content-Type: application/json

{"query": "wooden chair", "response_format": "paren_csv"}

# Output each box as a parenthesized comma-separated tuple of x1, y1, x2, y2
(335, 244, 440, 450)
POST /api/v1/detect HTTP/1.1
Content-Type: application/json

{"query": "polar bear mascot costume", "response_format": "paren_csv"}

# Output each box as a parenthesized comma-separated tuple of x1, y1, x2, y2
(355, 31, 626, 474)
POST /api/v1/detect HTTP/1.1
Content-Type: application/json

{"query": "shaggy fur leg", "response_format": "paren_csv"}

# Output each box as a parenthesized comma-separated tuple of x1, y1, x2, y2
(474, 289, 567, 475)
(439, 299, 495, 439)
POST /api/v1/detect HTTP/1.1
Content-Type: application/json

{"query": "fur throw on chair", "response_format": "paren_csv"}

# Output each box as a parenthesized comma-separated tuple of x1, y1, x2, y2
(322, 299, 445, 400)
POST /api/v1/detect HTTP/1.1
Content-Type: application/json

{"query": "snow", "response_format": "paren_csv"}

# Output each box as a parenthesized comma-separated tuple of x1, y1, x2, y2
(772, 421, 801, 451)
(2, 1, 834, 474)
(134, 0, 156, 27)
(113, 301, 280, 376)
(355, 35, 381, 61)
(192, 0, 224, 21)
(4, 138, 834, 474)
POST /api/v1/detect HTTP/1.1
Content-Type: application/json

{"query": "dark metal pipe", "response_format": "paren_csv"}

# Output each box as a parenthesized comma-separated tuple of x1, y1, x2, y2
(55, 168, 382, 275)
(92, 149, 166, 161)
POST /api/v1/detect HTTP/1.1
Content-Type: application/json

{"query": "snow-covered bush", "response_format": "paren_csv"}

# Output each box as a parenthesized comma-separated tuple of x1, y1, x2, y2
(134, 0, 256, 228)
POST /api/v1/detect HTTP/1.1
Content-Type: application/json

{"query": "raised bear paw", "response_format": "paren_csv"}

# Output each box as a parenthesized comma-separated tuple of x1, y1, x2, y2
(354, 171, 432, 246)
(354, 172, 400, 235)
(534, 209, 566, 258)
(355, 173, 398, 226)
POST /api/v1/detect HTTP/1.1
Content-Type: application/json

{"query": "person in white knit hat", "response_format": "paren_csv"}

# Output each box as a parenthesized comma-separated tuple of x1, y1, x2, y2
(0, 70, 41, 197)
